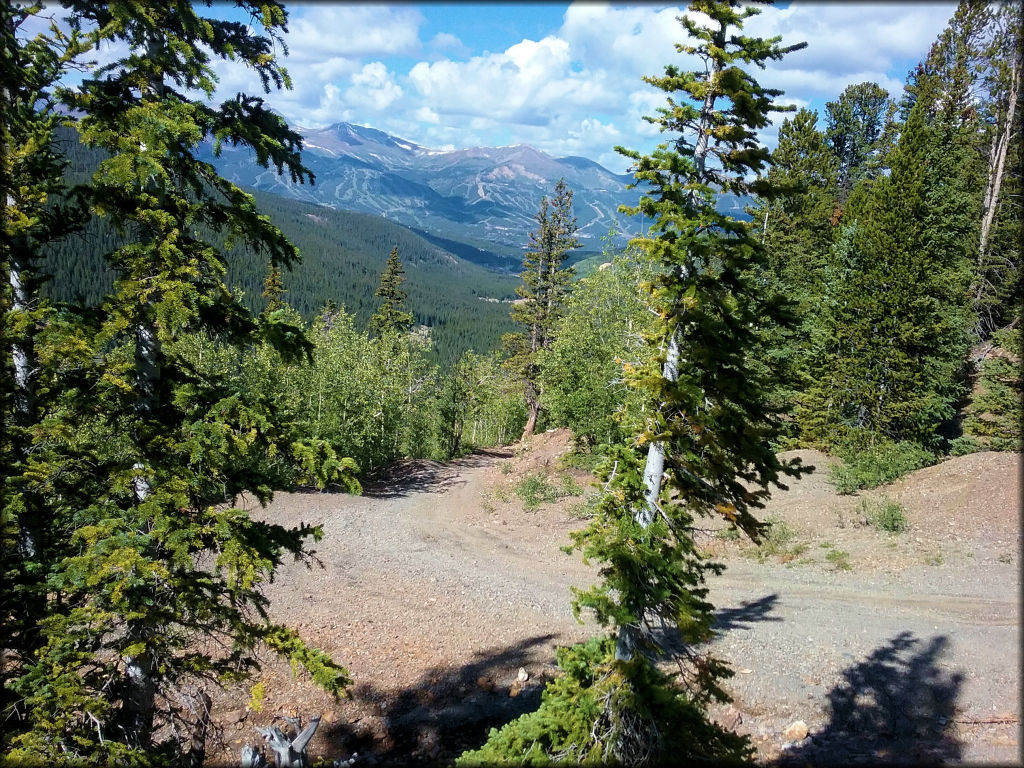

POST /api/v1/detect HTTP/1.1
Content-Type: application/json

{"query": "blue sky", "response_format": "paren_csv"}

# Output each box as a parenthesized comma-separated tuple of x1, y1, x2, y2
(30, 2, 959, 173)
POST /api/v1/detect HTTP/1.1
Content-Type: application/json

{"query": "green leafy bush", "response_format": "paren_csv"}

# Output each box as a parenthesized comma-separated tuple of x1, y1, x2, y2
(949, 436, 982, 456)
(858, 496, 909, 533)
(830, 440, 936, 494)
(963, 327, 1022, 452)
(514, 472, 582, 511)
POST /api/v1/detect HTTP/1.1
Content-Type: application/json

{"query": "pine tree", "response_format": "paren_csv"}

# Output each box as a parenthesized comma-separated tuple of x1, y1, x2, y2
(6, 2, 352, 761)
(1, 0, 89, 718)
(798, 64, 974, 449)
(463, 3, 807, 763)
(748, 108, 839, 433)
(368, 246, 413, 337)
(262, 262, 287, 313)
(825, 82, 893, 200)
(974, 0, 1022, 337)
(507, 178, 578, 440)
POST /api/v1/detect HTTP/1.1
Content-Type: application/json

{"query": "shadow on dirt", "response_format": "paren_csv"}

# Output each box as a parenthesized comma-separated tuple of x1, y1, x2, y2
(649, 592, 782, 658)
(321, 632, 557, 765)
(361, 449, 512, 500)
(778, 631, 963, 765)
(714, 593, 782, 632)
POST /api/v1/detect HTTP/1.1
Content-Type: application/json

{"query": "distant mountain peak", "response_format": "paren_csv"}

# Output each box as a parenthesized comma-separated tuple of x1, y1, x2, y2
(204, 120, 751, 257)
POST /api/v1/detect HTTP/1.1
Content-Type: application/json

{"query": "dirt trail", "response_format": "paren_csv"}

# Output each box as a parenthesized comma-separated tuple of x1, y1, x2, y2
(211, 437, 1020, 766)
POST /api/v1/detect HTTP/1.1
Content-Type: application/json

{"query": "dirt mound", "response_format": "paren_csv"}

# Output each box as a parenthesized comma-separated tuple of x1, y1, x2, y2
(886, 451, 1020, 544)
(704, 448, 1021, 573)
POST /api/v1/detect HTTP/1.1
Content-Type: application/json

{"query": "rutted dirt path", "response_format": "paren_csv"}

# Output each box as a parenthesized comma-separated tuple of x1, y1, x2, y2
(209, 436, 1020, 766)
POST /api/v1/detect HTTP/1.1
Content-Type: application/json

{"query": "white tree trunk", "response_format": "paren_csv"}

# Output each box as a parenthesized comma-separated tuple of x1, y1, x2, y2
(977, 50, 1019, 270)
(614, 23, 720, 663)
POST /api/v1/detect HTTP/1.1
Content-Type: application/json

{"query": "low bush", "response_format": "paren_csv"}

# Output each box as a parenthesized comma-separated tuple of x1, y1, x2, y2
(826, 548, 853, 571)
(858, 496, 909, 533)
(513, 472, 583, 511)
(830, 440, 936, 494)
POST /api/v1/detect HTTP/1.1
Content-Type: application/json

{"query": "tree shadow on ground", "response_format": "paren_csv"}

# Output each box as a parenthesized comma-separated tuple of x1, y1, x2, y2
(778, 631, 963, 765)
(320, 632, 557, 766)
(714, 593, 782, 633)
(360, 448, 512, 499)
(650, 592, 782, 658)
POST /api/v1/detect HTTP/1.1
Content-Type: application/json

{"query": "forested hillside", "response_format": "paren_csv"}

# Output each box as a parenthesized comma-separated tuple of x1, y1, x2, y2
(42, 128, 519, 365)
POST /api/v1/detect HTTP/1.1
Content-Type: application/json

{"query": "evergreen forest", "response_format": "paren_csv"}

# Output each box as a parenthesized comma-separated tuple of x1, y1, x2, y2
(1, 0, 1020, 765)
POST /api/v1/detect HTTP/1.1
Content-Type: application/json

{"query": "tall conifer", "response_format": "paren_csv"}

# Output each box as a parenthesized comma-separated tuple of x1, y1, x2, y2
(507, 178, 578, 440)
(6, 2, 352, 761)
(368, 246, 413, 337)
(463, 3, 807, 763)
(799, 66, 974, 447)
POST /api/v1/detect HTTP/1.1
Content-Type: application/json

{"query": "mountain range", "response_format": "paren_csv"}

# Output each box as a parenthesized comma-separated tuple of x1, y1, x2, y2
(201, 122, 751, 272)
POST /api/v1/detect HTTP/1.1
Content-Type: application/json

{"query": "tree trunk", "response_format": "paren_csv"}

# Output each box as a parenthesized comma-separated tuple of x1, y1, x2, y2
(977, 46, 1019, 279)
(521, 389, 541, 441)
(614, 22, 720, 663)
(120, 34, 166, 748)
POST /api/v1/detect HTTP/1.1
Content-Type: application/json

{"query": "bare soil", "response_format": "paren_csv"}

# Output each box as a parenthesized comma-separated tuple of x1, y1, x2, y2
(205, 430, 1020, 766)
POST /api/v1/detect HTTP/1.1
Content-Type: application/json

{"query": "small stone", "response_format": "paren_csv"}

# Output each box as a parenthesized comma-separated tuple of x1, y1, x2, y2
(509, 681, 523, 698)
(720, 705, 743, 731)
(227, 709, 248, 724)
(783, 720, 809, 742)
(517, 667, 529, 683)
(476, 675, 495, 692)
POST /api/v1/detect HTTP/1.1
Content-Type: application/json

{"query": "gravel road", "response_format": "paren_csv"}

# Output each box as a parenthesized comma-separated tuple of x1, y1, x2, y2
(230, 444, 1020, 765)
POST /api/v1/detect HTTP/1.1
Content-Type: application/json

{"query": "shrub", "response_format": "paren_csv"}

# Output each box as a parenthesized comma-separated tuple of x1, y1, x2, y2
(830, 440, 936, 494)
(559, 474, 584, 497)
(858, 497, 909, 533)
(949, 436, 982, 456)
(826, 549, 853, 571)
(514, 472, 583, 511)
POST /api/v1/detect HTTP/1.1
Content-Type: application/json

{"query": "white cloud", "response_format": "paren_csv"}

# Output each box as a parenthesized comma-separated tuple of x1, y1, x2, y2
(41, 2, 958, 174)
(428, 32, 470, 59)
(284, 6, 422, 61)
(345, 62, 403, 112)
(747, 3, 955, 102)
(407, 35, 610, 126)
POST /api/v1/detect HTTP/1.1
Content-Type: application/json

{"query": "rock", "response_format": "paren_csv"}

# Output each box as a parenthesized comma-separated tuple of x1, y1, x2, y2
(227, 709, 248, 724)
(517, 667, 529, 683)
(476, 675, 495, 692)
(783, 720, 809, 742)
(720, 705, 743, 731)
(509, 681, 523, 698)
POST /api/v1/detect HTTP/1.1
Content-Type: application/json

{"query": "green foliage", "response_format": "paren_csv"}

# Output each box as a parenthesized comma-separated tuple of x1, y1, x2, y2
(963, 327, 1023, 451)
(798, 70, 975, 448)
(506, 179, 580, 436)
(367, 246, 414, 338)
(457, 636, 751, 766)
(436, 350, 525, 459)
(824, 82, 894, 197)
(2, 1, 361, 761)
(825, 548, 853, 571)
(539, 250, 657, 447)
(829, 441, 936, 494)
(466, 4, 809, 764)
(857, 497, 909, 533)
(513, 473, 582, 512)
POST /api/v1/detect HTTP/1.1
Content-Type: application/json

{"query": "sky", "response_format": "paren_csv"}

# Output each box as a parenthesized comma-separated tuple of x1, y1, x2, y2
(31, 2, 959, 174)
